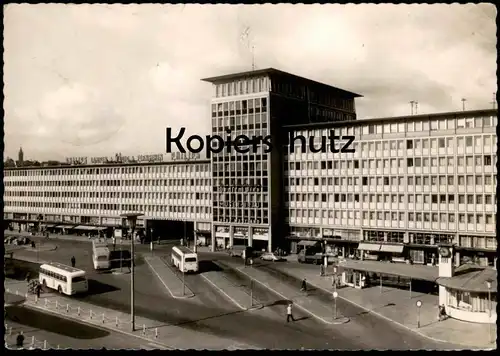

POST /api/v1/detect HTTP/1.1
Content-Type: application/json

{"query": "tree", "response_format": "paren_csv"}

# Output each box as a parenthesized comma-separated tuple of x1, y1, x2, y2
(4, 157, 16, 167)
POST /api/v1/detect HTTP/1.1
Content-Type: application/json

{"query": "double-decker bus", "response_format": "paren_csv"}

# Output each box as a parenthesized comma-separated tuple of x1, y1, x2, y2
(92, 239, 111, 270)
(171, 246, 199, 273)
(39, 262, 88, 295)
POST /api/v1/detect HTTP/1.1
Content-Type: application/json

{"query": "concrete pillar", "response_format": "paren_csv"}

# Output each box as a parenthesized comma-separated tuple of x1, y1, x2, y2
(248, 227, 253, 247)
(229, 225, 234, 248)
(455, 251, 461, 267)
(211, 224, 216, 251)
(267, 229, 272, 253)
(342, 245, 346, 258)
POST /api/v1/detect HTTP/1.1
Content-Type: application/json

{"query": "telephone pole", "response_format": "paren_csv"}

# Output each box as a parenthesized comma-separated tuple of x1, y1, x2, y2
(461, 98, 467, 111)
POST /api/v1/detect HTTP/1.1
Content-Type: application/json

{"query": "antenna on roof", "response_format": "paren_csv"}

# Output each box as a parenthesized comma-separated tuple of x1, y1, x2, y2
(415, 101, 418, 115)
(461, 98, 467, 111)
(252, 45, 255, 71)
(491, 92, 497, 109)
(240, 25, 255, 71)
(409, 101, 415, 115)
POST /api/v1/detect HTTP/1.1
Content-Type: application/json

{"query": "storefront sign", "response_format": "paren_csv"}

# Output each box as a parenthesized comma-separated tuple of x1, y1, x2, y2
(323, 228, 333, 237)
(234, 227, 248, 237)
(218, 185, 262, 193)
(220, 217, 262, 224)
(65, 153, 165, 165)
(217, 201, 261, 208)
(215, 226, 230, 237)
(170, 152, 201, 161)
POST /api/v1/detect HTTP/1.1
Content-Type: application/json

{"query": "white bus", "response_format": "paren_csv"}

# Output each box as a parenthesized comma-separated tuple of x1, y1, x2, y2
(171, 246, 199, 273)
(39, 262, 88, 295)
(92, 239, 111, 270)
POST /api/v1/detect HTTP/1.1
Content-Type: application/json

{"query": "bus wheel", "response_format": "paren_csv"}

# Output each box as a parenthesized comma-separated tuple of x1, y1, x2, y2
(57, 286, 63, 294)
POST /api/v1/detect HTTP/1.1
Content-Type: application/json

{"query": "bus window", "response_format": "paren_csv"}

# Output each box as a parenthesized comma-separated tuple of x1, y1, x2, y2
(185, 257, 197, 262)
(72, 276, 86, 283)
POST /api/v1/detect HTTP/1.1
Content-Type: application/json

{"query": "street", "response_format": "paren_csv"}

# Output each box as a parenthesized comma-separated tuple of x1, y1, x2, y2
(7, 236, 460, 349)
(4, 305, 167, 350)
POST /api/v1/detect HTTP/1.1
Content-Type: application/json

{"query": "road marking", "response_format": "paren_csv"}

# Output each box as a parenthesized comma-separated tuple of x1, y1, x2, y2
(144, 258, 192, 299)
(234, 267, 334, 324)
(199, 274, 246, 310)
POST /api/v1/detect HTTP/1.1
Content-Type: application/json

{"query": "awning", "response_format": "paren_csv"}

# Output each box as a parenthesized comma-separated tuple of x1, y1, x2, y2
(380, 244, 405, 254)
(44, 224, 56, 228)
(358, 243, 381, 252)
(436, 266, 497, 293)
(73, 225, 97, 230)
(298, 240, 319, 246)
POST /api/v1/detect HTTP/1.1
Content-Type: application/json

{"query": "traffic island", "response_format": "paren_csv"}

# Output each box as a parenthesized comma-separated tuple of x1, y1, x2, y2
(144, 256, 194, 299)
(331, 316, 350, 325)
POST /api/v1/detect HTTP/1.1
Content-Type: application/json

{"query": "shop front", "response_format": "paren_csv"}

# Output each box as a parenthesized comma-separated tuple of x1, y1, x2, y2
(215, 226, 230, 249)
(194, 222, 211, 246)
(233, 226, 249, 246)
(252, 227, 269, 251)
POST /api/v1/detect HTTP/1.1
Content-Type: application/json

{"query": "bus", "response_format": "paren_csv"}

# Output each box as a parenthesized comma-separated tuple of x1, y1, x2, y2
(39, 262, 88, 295)
(92, 239, 111, 270)
(171, 246, 199, 273)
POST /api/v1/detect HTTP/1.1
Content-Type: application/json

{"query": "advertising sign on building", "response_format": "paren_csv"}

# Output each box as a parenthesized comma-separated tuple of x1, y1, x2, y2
(234, 227, 248, 237)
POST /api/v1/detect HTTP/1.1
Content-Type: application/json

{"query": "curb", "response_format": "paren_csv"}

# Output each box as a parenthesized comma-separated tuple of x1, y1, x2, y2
(144, 258, 194, 299)
(281, 271, 493, 349)
(22, 301, 173, 349)
(233, 266, 340, 325)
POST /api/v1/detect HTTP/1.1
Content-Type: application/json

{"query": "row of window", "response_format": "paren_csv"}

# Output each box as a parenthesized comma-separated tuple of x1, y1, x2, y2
(5, 201, 212, 215)
(5, 178, 212, 188)
(4, 164, 211, 177)
(213, 77, 269, 98)
(4, 191, 212, 200)
(288, 116, 496, 142)
(39, 268, 68, 282)
(288, 209, 495, 224)
(287, 153, 496, 172)
(286, 192, 496, 206)
(286, 175, 497, 191)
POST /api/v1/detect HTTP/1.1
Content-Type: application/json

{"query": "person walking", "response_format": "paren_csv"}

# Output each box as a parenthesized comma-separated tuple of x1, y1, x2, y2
(286, 303, 295, 323)
(300, 278, 307, 292)
(320, 264, 325, 277)
(70, 256, 76, 268)
(16, 331, 24, 349)
(36, 283, 41, 299)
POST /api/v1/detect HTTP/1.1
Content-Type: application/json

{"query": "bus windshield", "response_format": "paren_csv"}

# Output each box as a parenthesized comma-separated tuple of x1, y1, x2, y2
(72, 276, 86, 283)
(185, 257, 197, 263)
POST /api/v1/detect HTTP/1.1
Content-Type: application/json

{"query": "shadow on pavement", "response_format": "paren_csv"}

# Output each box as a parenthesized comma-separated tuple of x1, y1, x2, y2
(7, 259, 41, 280)
(74, 279, 120, 297)
(5, 305, 110, 339)
(198, 260, 223, 273)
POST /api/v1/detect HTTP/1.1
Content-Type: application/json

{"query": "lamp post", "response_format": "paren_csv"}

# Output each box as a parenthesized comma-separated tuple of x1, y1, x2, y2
(121, 213, 143, 332)
(193, 230, 197, 253)
(416, 300, 422, 328)
(485, 279, 492, 343)
(332, 291, 338, 321)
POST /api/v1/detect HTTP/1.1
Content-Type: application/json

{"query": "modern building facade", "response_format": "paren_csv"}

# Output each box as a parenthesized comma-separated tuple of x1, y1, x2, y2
(283, 109, 497, 268)
(3, 154, 212, 241)
(3, 68, 497, 269)
(202, 68, 361, 251)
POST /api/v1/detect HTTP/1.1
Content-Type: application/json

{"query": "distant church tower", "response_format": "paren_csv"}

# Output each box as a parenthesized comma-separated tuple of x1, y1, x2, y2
(18, 147, 24, 167)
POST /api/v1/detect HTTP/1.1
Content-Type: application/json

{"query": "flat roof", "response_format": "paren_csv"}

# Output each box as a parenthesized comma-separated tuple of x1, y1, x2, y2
(4, 159, 211, 171)
(41, 261, 84, 274)
(338, 259, 438, 282)
(436, 265, 497, 293)
(284, 108, 497, 131)
(173, 245, 196, 254)
(201, 67, 363, 98)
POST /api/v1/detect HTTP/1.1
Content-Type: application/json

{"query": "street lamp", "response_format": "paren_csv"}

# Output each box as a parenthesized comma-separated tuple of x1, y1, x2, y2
(485, 279, 493, 343)
(332, 291, 339, 321)
(121, 213, 143, 332)
(416, 300, 422, 328)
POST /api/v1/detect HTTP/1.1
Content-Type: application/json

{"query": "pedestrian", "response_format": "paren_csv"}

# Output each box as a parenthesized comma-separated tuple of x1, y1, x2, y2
(300, 278, 307, 292)
(71, 256, 76, 268)
(25, 272, 30, 283)
(320, 264, 325, 277)
(286, 303, 295, 323)
(16, 331, 24, 348)
(36, 283, 41, 299)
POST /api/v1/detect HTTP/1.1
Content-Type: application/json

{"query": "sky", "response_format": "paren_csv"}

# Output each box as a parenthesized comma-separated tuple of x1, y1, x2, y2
(3, 3, 497, 161)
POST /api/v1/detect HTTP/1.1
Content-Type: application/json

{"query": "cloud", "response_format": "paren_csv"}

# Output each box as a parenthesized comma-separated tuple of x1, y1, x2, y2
(3, 3, 497, 161)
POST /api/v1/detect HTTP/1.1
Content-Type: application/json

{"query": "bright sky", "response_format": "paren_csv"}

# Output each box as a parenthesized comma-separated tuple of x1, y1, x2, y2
(3, 4, 497, 161)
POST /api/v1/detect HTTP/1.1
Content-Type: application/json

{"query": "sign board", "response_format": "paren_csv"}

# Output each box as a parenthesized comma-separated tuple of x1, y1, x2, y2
(416, 300, 422, 308)
(333, 292, 338, 299)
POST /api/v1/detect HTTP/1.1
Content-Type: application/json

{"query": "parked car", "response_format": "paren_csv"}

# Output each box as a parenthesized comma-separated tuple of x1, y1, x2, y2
(260, 252, 286, 262)
(4, 236, 17, 245)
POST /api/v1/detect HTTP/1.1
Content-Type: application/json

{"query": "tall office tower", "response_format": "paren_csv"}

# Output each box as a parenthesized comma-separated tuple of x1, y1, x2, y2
(202, 68, 362, 252)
